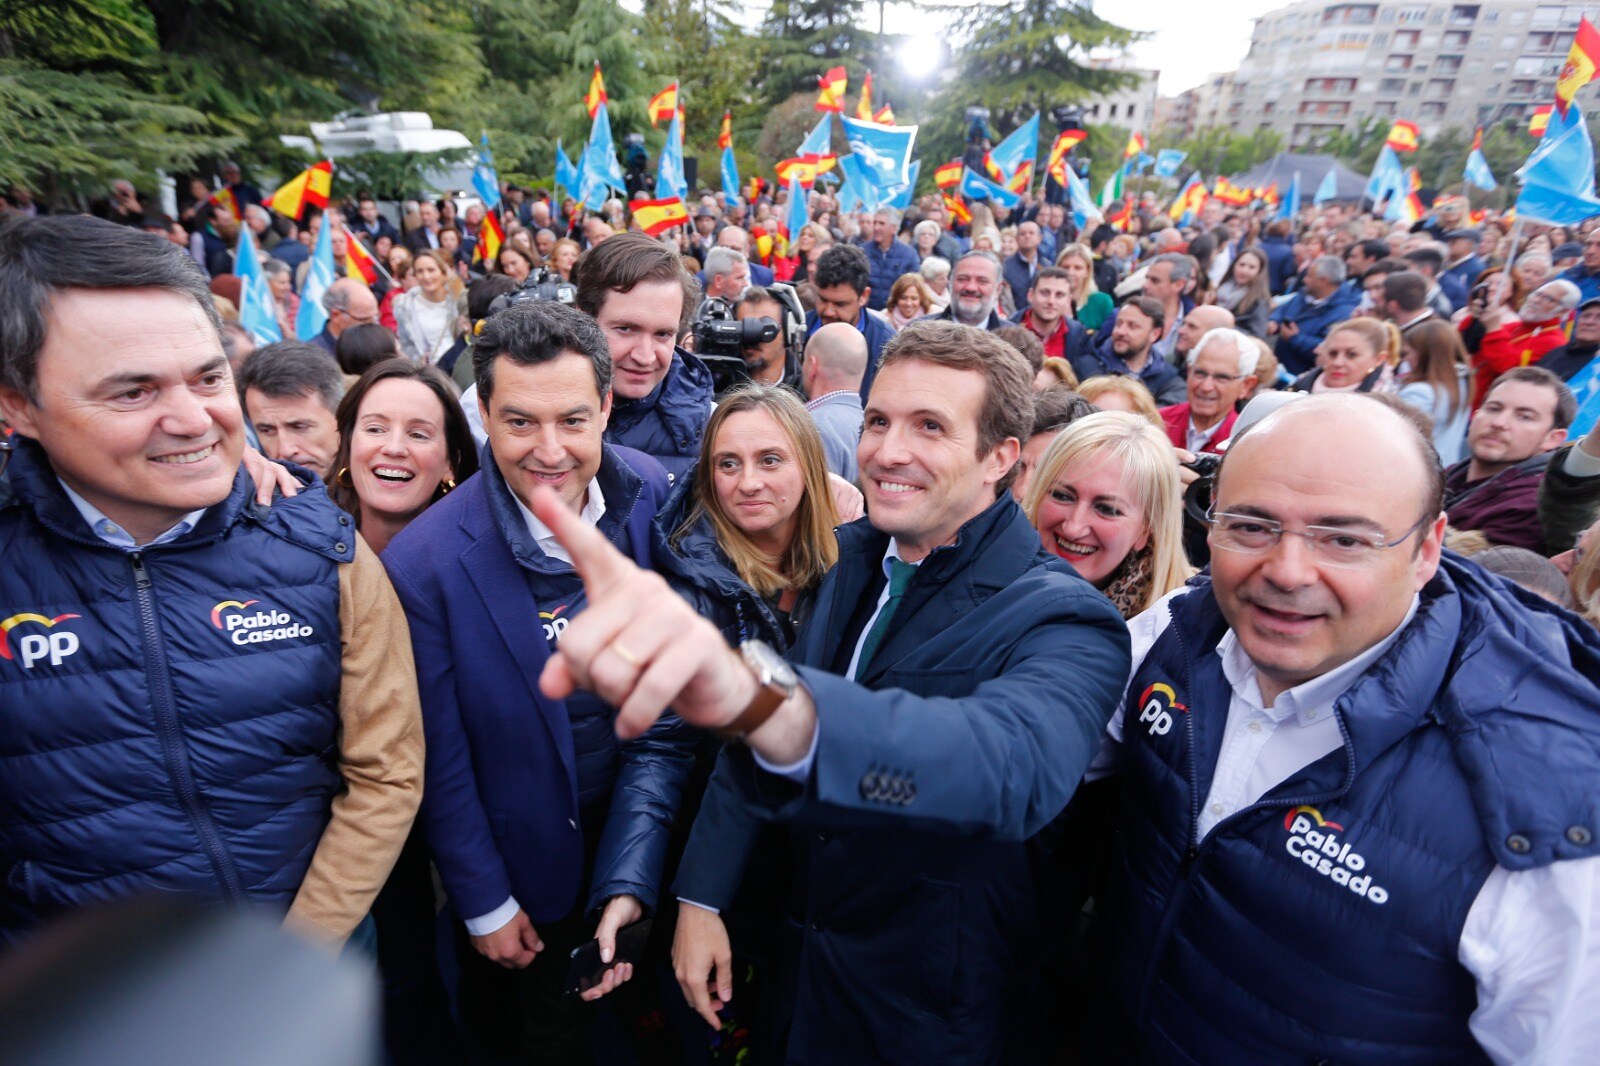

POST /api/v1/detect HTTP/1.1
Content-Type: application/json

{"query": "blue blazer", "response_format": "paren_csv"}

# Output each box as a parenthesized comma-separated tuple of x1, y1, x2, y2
(382, 444, 696, 924)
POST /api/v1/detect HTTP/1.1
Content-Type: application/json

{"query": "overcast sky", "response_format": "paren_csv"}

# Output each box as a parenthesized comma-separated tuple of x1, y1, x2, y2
(875, 0, 1284, 96)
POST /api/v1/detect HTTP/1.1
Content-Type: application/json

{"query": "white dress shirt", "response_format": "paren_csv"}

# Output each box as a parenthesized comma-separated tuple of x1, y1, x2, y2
(464, 476, 605, 937)
(1091, 588, 1600, 1063)
(1184, 417, 1226, 456)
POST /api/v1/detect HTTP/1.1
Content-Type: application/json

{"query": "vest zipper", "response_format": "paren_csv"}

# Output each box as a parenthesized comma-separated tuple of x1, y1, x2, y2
(128, 551, 244, 905)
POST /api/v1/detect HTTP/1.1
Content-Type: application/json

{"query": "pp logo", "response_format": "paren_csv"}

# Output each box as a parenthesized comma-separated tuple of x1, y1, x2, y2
(0, 613, 83, 669)
(1137, 682, 1188, 737)
(540, 606, 570, 643)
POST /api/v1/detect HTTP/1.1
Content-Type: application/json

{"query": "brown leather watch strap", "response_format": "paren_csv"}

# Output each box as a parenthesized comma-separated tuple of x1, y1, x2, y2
(714, 682, 788, 740)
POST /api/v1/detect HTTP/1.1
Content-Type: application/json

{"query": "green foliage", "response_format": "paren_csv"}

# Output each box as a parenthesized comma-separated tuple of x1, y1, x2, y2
(1164, 126, 1286, 180)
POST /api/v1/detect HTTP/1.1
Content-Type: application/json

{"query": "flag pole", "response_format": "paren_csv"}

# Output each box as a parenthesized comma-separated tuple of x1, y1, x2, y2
(342, 225, 398, 287)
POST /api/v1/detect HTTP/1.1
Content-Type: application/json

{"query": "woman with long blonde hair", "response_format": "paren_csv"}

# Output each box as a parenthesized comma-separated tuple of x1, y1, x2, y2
(1054, 243, 1115, 332)
(655, 383, 841, 642)
(1023, 411, 1194, 618)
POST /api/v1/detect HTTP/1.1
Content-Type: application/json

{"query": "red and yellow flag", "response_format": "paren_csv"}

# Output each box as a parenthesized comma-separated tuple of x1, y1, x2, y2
(934, 159, 964, 190)
(474, 211, 505, 265)
(1046, 129, 1087, 184)
(717, 110, 732, 150)
(1556, 17, 1600, 115)
(751, 224, 774, 265)
(263, 160, 333, 221)
(943, 194, 972, 225)
(775, 154, 837, 189)
(1212, 175, 1253, 206)
(856, 71, 874, 121)
(746, 175, 766, 202)
(1169, 178, 1208, 221)
(585, 61, 608, 119)
(647, 82, 679, 127)
(343, 227, 380, 283)
(1006, 163, 1033, 195)
(1384, 119, 1420, 152)
(1123, 132, 1147, 160)
(1471, 126, 1484, 152)
(1530, 104, 1553, 137)
(1258, 182, 1279, 207)
(874, 104, 895, 125)
(206, 186, 241, 222)
(1107, 201, 1134, 231)
(816, 66, 847, 113)
(630, 196, 688, 236)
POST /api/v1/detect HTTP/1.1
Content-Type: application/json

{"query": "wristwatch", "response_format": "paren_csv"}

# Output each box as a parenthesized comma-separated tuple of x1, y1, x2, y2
(716, 640, 800, 739)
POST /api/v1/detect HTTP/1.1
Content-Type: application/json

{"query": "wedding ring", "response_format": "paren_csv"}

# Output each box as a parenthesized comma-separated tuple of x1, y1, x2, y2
(609, 642, 641, 668)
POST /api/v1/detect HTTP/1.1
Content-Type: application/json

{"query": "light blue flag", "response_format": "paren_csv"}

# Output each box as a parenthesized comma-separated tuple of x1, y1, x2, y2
(1464, 148, 1497, 192)
(580, 103, 626, 209)
(296, 219, 334, 341)
(555, 140, 581, 201)
(1515, 111, 1600, 225)
(836, 174, 863, 214)
(1314, 164, 1339, 205)
(656, 112, 687, 203)
(233, 224, 282, 345)
(721, 145, 741, 203)
(837, 153, 885, 211)
(784, 174, 808, 242)
(958, 166, 1020, 208)
(472, 133, 501, 209)
(986, 113, 1039, 186)
(798, 114, 833, 157)
(1276, 171, 1301, 221)
(840, 115, 917, 190)
(1366, 145, 1405, 204)
(1132, 152, 1156, 174)
(1062, 162, 1103, 230)
(1383, 167, 1416, 222)
(1567, 357, 1600, 437)
(886, 160, 920, 211)
(1154, 149, 1187, 179)
(1520, 104, 1594, 193)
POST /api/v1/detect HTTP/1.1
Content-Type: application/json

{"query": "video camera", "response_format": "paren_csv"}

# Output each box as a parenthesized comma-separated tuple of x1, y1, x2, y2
(486, 267, 577, 316)
(1180, 451, 1223, 567)
(691, 283, 808, 395)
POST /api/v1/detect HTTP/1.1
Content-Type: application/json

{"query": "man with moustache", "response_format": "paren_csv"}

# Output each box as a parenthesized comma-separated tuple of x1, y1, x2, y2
(922, 249, 1008, 332)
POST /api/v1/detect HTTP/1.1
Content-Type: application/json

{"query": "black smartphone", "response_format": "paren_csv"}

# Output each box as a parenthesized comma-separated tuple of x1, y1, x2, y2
(563, 917, 653, 997)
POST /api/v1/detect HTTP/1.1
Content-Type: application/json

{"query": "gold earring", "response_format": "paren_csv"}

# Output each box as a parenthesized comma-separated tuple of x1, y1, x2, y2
(336, 467, 352, 487)
(440, 477, 456, 494)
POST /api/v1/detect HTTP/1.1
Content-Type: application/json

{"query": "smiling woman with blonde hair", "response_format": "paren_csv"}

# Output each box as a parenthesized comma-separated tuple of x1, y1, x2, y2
(1022, 410, 1194, 618)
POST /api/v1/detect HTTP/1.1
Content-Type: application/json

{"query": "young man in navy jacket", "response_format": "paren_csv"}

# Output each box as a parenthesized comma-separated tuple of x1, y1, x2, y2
(381, 301, 696, 1060)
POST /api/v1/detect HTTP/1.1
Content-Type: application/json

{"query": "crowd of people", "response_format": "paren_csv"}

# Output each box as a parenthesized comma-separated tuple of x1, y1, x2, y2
(1, 159, 1600, 1064)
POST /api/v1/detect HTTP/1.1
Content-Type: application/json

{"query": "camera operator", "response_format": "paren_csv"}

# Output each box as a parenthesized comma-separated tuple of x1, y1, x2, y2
(736, 287, 802, 389)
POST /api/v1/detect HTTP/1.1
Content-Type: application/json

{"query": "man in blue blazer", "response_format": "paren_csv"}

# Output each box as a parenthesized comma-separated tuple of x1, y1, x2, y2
(381, 301, 696, 1060)
(531, 320, 1132, 1062)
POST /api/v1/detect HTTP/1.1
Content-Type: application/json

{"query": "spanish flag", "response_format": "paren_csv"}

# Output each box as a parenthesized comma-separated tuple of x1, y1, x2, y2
(751, 225, 774, 265)
(717, 110, 732, 150)
(934, 158, 964, 190)
(648, 82, 679, 127)
(1046, 129, 1087, 184)
(856, 71, 874, 121)
(206, 186, 241, 222)
(1107, 201, 1134, 231)
(263, 160, 333, 221)
(746, 176, 766, 202)
(1556, 17, 1600, 116)
(816, 66, 847, 113)
(474, 210, 505, 265)
(630, 196, 688, 237)
(1384, 119, 1420, 152)
(943, 194, 972, 225)
(1530, 104, 1553, 137)
(1212, 175, 1253, 206)
(1258, 182, 1279, 207)
(775, 154, 837, 189)
(874, 104, 895, 125)
(585, 61, 607, 119)
(1168, 174, 1207, 221)
(343, 228, 380, 283)
(1123, 132, 1147, 160)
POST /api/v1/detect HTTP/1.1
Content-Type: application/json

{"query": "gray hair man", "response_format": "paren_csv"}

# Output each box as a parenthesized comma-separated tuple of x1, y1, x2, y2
(1267, 254, 1360, 374)
(931, 249, 1005, 330)
(702, 246, 751, 303)
(1162, 327, 1260, 454)
(800, 321, 868, 481)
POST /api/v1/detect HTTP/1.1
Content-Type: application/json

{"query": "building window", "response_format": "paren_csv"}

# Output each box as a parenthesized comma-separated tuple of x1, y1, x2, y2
(1380, 77, 1407, 93)
(1408, 82, 1423, 95)
(1395, 28, 1421, 47)
(1421, 101, 1445, 117)
(1428, 78, 1456, 95)
(1435, 55, 1462, 72)
(1443, 30, 1471, 47)
(1449, 5, 1478, 24)
(1374, 101, 1397, 116)
(1387, 54, 1414, 71)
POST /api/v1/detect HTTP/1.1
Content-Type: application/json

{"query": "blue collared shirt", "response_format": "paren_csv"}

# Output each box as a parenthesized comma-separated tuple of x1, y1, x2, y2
(59, 480, 206, 550)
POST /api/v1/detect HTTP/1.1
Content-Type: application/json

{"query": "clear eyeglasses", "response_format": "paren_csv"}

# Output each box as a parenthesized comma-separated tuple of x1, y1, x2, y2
(1206, 506, 1429, 568)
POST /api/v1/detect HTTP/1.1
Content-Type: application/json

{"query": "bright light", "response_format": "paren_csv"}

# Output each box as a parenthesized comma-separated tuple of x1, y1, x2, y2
(898, 34, 943, 80)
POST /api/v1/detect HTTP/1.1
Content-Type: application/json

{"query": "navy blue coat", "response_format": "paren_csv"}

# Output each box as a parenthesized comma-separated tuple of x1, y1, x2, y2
(859, 238, 922, 312)
(381, 444, 698, 924)
(1268, 283, 1363, 374)
(0, 442, 349, 944)
(1257, 234, 1297, 295)
(606, 348, 714, 487)
(1442, 253, 1488, 311)
(1070, 342, 1187, 406)
(1002, 253, 1044, 312)
(1097, 557, 1600, 1061)
(674, 496, 1130, 1063)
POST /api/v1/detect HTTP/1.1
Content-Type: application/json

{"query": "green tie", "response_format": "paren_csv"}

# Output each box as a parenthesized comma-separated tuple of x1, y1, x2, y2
(856, 559, 917, 675)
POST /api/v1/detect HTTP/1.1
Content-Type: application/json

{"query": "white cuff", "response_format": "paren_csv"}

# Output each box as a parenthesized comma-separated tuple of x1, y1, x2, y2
(676, 897, 721, 916)
(752, 724, 820, 783)
(1562, 441, 1600, 478)
(463, 895, 521, 937)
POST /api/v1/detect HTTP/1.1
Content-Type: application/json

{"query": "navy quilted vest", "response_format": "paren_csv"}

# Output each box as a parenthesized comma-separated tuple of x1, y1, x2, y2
(0, 443, 347, 941)
(605, 348, 713, 484)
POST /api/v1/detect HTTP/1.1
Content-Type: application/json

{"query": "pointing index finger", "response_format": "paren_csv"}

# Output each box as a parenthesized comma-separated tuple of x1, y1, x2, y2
(527, 485, 633, 593)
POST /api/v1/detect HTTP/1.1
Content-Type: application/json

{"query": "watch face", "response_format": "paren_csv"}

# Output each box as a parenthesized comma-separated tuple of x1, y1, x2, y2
(743, 639, 798, 688)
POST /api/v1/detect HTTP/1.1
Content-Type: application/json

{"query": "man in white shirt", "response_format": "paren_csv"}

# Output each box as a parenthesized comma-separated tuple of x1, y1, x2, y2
(1083, 394, 1600, 1062)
